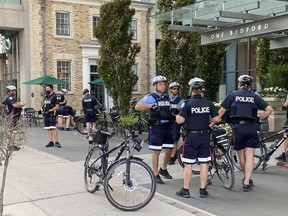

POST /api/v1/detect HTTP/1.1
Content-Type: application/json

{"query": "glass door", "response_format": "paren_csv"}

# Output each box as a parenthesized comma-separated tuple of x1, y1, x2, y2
(90, 65, 104, 106)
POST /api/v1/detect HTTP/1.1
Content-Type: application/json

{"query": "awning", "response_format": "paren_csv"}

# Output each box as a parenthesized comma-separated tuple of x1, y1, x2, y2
(89, 78, 104, 85)
(22, 74, 70, 86)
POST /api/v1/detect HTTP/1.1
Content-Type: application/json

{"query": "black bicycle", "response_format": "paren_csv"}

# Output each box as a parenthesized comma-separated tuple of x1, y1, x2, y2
(177, 128, 235, 190)
(84, 125, 156, 211)
(231, 125, 288, 171)
(131, 112, 149, 143)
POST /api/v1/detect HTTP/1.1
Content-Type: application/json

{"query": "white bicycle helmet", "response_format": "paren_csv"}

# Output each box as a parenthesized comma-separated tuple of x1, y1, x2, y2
(152, 75, 167, 86)
(6, 85, 17, 91)
(169, 82, 181, 89)
(238, 75, 253, 86)
(188, 77, 205, 89)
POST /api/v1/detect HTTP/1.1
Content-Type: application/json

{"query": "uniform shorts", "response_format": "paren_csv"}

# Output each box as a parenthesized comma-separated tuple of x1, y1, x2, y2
(44, 114, 57, 129)
(172, 123, 181, 142)
(232, 122, 259, 150)
(57, 107, 66, 116)
(84, 110, 97, 123)
(182, 133, 211, 164)
(149, 125, 174, 151)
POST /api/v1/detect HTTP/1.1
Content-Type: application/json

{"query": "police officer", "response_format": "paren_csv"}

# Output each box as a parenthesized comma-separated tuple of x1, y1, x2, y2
(218, 75, 273, 192)
(82, 88, 100, 140)
(168, 82, 184, 165)
(57, 89, 68, 131)
(135, 75, 174, 184)
(43, 85, 61, 148)
(2, 85, 26, 151)
(176, 78, 219, 198)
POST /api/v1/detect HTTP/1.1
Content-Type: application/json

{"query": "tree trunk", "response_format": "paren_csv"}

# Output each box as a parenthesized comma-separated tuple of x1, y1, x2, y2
(0, 155, 10, 216)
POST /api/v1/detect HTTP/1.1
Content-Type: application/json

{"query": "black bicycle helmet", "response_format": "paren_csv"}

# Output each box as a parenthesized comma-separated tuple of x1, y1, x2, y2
(83, 88, 89, 95)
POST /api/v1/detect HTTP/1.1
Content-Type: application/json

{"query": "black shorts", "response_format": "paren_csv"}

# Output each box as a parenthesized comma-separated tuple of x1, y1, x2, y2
(182, 133, 211, 164)
(232, 122, 259, 150)
(172, 123, 181, 142)
(44, 114, 57, 129)
(84, 110, 97, 123)
(149, 125, 174, 151)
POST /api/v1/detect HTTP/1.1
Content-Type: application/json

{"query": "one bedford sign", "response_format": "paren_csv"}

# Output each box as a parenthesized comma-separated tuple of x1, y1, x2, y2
(201, 13, 288, 45)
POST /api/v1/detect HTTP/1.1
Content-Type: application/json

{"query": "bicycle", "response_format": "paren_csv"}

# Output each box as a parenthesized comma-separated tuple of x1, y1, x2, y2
(231, 125, 288, 171)
(109, 110, 126, 138)
(131, 112, 149, 143)
(177, 127, 235, 190)
(84, 125, 156, 211)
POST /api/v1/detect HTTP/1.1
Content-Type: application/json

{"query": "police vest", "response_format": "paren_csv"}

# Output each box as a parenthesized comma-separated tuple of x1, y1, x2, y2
(56, 94, 66, 107)
(43, 93, 57, 112)
(82, 95, 96, 110)
(149, 93, 172, 123)
(4, 95, 21, 116)
(170, 96, 182, 115)
(229, 90, 258, 120)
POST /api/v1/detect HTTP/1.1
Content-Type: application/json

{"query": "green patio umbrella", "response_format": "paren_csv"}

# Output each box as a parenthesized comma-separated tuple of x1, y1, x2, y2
(89, 78, 104, 85)
(22, 74, 70, 86)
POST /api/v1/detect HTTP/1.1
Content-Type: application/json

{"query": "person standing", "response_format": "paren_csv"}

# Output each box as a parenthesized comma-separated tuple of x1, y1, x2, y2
(43, 85, 61, 148)
(2, 85, 26, 151)
(168, 82, 184, 165)
(176, 78, 219, 198)
(82, 88, 100, 141)
(218, 75, 273, 192)
(275, 94, 288, 161)
(135, 75, 174, 184)
(56, 89, 68, 131)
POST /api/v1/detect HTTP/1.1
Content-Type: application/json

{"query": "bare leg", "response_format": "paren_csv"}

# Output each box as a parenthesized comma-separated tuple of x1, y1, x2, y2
(183, 164, 192, 189)
(86, 122, 91, 137)
(162, 148, 172, 170)
(237, 149, 245, 172)
(58, 116, 63, 128)
(200, 163, 208, 189)
(65, 116, 71, 129)
(51, 129, 59, 142)
(282, 138, 288, 153)
(152, 150, 160, 175)
(48, 129, 53, 142)
(171, 141, 178, 158)
(243, 147, 255, 185)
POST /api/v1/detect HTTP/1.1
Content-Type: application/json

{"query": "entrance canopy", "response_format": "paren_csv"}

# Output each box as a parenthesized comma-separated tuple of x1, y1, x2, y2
(155, 0, 288, 48)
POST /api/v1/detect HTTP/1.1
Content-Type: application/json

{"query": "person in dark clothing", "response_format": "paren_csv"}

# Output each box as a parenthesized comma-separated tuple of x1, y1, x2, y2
(218, 75, 273, 192)
(43, 85, 61, 148)
(57, 89, 68, 130)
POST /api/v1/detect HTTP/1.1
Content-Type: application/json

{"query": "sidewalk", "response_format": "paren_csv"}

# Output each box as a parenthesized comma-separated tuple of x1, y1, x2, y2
(2, 146, 214, 216)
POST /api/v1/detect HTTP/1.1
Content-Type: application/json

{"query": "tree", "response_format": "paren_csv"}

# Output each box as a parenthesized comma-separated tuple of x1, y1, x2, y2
(157, 0, 197, 98)
(0, 114, 26, 216)
(157, 0, 227, 101)
(95, 0, 140, 114)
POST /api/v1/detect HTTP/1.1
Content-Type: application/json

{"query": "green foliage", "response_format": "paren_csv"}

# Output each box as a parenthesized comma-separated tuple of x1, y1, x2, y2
(120, 115, 138, 128)
(256, 38, 270, 88)
(264, 64, 288, 90)
(95, 0, 140, 114)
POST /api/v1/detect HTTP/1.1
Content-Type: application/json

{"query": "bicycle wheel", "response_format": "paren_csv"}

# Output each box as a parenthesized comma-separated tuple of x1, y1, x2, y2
(230, 143, 263, 171)
(214, 147, 235, 190)
(76, 117, 87, 135)
(177, 145, 200, 175)
(114, 121, 126, 139)
(84, 146, 105, 193)
(132, 122, 149, 143)
(104, 158, 156, 211)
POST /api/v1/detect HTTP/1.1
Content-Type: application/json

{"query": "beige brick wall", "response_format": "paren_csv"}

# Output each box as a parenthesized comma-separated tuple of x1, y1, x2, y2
(29, 0, 156, 111)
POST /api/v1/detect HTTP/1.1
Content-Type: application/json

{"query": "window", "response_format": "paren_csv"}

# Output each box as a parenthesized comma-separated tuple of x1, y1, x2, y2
(92, 16, 100, 38)
(57, 61, 71, 91)
(129, 20, 137, 41)
(56, 12, 70, 36)
(132, 64, 138, 91)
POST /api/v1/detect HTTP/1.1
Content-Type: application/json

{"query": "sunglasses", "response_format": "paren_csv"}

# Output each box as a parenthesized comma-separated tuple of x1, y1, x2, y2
(172, 88, 179, 90)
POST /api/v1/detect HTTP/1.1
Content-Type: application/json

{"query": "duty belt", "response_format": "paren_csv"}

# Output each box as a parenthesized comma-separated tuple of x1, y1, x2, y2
(153, 122, 171, 126)
(234, 120, 254, 125)
(188, 129, 210, 134)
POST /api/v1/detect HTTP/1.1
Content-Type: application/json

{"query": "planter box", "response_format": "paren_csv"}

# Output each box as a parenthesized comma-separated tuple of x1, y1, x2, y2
(263, 97, 285, 111)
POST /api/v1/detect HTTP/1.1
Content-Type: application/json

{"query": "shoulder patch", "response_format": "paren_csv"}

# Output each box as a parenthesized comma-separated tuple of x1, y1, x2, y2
(143, 95, 149, 100)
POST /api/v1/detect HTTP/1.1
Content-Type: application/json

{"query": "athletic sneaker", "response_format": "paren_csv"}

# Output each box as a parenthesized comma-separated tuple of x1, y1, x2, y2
(55, 142, 61, 148)
(45, 141, 54, 147)
(176, 188, 190, 198)
(242, 178, 254, 187)
(243, 184, 252, 192)
(159, 168, 172, 179)
(169, 157, 176, 165)
(275, 152, 286, 161)
(155, 174, 164, 184)
(199, 188, 209, 198)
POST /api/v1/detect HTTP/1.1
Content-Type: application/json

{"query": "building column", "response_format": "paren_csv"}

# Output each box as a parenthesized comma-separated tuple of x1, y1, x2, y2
(0, 54, 4, 80)
(82, 57, 90, 91)
(226, 41, 237, 93)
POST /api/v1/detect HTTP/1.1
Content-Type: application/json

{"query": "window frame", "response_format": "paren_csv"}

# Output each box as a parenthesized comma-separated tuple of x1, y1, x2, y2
(56, 11, 71, 36)
(130, 20, 138, 41)
(92, 15, 100, 39)
(56, 60, 72, 92)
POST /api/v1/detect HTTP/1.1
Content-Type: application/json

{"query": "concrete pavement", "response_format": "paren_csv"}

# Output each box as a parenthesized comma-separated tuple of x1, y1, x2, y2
(2, 126, 288, 216)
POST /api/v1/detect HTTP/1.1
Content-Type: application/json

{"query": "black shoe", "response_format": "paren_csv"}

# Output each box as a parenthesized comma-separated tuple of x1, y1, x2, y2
(65, 128, 72, 131)
(243, 184, 252, 192)
(169, 157, 176, 165)
(45, 142, 54, 147)
(159, 168, 172, 179)
(55, 142, 61, 148)
(199, 188, 209, 198)
(242, 178, 254, 187)
(13, 146, 21, 151)
(176, 188, 190, 198)
(155, 174, 164, 184)
(60, 127, 65, 131)
(275, 152, 286, 161)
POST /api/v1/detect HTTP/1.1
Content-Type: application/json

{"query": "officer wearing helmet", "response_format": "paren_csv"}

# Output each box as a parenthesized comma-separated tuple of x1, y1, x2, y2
(2, 85, 26, 151)
(176, 77, 219, 198)
(135, 75, 174, 184)
(168, 82, 184, 165)
(82, 88, 101, 141)
(218, 75, 273, 192)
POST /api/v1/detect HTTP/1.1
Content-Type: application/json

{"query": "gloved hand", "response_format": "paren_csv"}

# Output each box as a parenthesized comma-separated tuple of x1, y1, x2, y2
(44, 110, 51, 115)
(151, 104, 160, 112)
